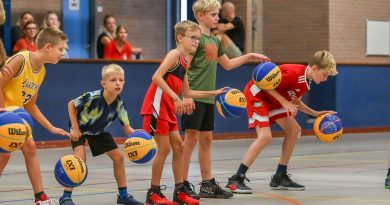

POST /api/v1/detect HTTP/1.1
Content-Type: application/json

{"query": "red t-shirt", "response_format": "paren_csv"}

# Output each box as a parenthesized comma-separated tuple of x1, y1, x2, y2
(103, 40, 132, 60)
(13, 38, 37, 54)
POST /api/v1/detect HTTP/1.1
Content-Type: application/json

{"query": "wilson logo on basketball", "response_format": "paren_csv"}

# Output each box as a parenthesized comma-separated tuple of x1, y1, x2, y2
(76, 157, 86, 173)
(124, 141, 140, 148)
(8, 128, 26, 136)
(266, 70, 280, 82)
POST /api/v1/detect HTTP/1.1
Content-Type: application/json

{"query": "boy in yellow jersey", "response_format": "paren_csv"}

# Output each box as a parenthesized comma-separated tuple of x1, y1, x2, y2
(0, 27, 70, 205)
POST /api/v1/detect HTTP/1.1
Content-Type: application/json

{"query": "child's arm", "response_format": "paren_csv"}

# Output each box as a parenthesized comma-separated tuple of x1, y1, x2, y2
(182, 75, 226, 98)
(0, 56, 24, 107)
(68, 100, 82, 141)
(123, 125, 135, 136)
(152, 50, 186, 115)
(266, 89, 298, 116)
(292, 97, 336, 117)
(218, 53, 270, 71)
(24, 93, 70, 137)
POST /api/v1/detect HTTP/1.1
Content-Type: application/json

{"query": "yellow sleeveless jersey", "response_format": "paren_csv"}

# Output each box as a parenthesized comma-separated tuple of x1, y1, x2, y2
(3, 51, 46, 107)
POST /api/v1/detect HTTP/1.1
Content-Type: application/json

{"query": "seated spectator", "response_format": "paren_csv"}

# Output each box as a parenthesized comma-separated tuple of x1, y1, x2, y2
(104, 25, 142, 60)
(97, 15, 116, 59)
(214, 1, 245, 58)
(42, 11, 60, 29)
(11, 11, 34, 50)
(13, 21, 38, 54)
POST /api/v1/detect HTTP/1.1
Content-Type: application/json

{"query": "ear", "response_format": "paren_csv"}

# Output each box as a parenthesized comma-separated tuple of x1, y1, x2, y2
(100, 80, 105, 88)
(177, 34, 183, 43)
(43, 43, 51, 52)
(197, 12, 204, 20)
(311, 65, 318, 71)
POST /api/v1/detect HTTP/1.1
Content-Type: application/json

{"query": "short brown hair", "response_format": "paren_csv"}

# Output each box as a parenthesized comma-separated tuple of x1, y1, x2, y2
(174, 20, 200, 43)
(36, 27, 67, 49)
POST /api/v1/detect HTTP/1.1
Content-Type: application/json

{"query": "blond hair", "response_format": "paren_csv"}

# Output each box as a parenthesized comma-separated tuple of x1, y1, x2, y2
(36, 27, 67, 49)
(174, 20, 200, 43)
(192, 0, 221, 20)
(101, 64, 124, 79)
(309, 51, 338, 76)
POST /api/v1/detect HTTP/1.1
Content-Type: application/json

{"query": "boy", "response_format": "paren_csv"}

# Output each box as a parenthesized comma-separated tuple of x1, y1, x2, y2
(141, 20, 226, 205)
(181, 0, 270, 199)
(0, 27, 70, 205)
(226, 51, 338, 193)
(386, 144, 390, 189)
(59, 64, 143, 205)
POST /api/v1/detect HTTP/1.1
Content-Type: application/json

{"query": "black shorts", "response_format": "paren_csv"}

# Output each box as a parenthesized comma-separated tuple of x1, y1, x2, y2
(181, 101, 214, 131)
(71, 132, 118, 157)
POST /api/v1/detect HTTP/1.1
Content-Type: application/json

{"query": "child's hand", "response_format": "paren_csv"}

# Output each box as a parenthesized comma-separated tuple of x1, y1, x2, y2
(50, 127, 71, 138)
(173, 98, 185, 116)
(183, 98, 195, 115)
(70, 127, 82, 142)
(315, 110, 337, 117)
(252, 53, 271, 63)
(214, 87, 229, 96)
(281, 101, 298, 117)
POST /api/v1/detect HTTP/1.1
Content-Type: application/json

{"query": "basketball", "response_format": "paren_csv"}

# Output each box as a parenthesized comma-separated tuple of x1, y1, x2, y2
(0, 110, 28, 153)
(252, 62, 282, 90)
(124, 130, 156, 164)
(215, 88, 247, 118)
(54, 155, 88, 188)
(313, 113, 343, 143)
(5, 106, 33, 136)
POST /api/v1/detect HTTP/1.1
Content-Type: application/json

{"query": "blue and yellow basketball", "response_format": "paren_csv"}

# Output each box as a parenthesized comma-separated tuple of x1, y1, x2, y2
(313, 113, 343, 143)
(124, 130, 156, 164)
(252, 62, 282, 90)
(0, 110, 28, 153)
(54, 155, 88, 188)
(215, 88, 247, 118)
(5, 106, 33, 137)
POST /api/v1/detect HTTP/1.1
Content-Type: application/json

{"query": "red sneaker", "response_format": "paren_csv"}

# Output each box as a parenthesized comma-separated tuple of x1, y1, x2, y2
(173, 184, 199, 205)
(146, 185, 177, 205)
(35, 193, 59, 205)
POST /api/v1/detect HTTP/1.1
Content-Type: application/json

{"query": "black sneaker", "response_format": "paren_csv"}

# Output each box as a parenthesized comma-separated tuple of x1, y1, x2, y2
(385, 175, 390, 189)
(184, 180, 201, 200)
(270, 173, 305, 191)
(145, 185, 175, 205)
(173, 183, 199, 205)
(199, 178, 233, 198)
(226, 174, 253, 194)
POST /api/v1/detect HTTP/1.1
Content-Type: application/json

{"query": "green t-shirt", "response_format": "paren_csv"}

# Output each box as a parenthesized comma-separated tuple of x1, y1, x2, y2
(187, 34, 225, 104)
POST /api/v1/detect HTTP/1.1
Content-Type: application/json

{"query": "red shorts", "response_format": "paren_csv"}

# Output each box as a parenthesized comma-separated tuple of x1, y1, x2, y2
(142, 115, 179, 136)
(245, 83, 289, 128)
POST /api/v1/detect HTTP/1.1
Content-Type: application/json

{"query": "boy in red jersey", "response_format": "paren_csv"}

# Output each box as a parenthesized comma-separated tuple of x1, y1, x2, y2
(226, 51, 338, 193)
(141, 20, 226, 205)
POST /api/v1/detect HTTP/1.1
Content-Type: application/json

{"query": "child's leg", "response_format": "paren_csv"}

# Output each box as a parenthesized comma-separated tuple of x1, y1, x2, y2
(182, 129, 200, 181)
(106, 148, 126, 187)
(276, 117, 301, 166)
(241, 126, 272, 168)
(169, 131, 184, 184)
(20, 138, 44, 193)
(198, 131, 213, 181)
(0, 153, 11, 176)
(151, 134, 171, 186)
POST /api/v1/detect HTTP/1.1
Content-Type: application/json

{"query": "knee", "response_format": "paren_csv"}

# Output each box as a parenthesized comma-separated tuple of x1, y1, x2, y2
(288, 125, 302, 139)
(172, 142, 183, 155)
(199, 137, 212, 148)
(185, 136, 198, 147)
(22, 140, 37, 156)
(260, 134, 273, 145)
(157, 144, 171, 156)
(113, 153, 125, 165)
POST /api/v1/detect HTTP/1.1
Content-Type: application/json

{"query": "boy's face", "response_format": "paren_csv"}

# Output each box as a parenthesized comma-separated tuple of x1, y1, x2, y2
(181, 29, 201, 54)
(45, 40, 68, 64)
(101, 72, 125, 95)
(198, 8, 220, 29)
(311, 65, 330, 84)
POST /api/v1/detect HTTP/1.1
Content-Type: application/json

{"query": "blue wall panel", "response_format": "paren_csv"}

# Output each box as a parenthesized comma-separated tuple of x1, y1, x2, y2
(33, 62, 390, 141)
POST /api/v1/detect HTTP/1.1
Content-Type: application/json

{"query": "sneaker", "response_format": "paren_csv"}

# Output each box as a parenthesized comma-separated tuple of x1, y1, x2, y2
(226, 174, 253, 194)
(35, 194, 59, 205)
(269, 173, 305, 191)
(59, 196, 74, 205)
(199, 178, 233, 199)
(183, 181, 200, 200)
(145, 185, 176, 205)
(173, 184, 199, 205)
(117, 194, 144, 205)
(385, 175, 390, 189)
